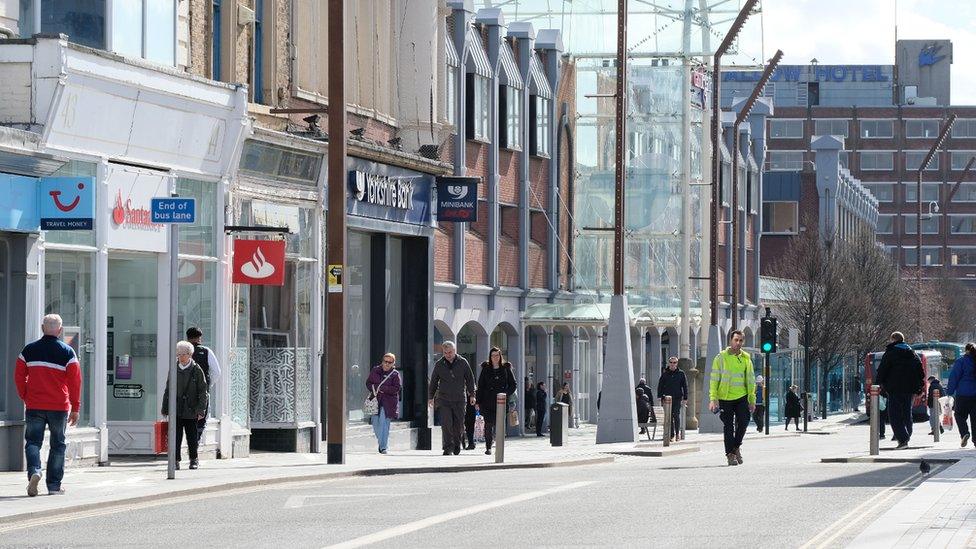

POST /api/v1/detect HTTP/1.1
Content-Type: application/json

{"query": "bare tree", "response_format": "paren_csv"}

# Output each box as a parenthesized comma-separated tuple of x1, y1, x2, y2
(934, 271, 976, 341)
(843, 233, 907, 370)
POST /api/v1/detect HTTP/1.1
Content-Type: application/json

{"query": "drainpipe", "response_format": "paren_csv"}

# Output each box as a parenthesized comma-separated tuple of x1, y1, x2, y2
(476, 8, 504, 310)
(538, 30, 563, 298)
(448, 1, 474, 309)
(509, 22, 535, 310)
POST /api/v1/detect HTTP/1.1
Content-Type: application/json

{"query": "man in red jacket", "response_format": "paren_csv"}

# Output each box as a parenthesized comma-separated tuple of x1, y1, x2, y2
(14, 314, 81, 496)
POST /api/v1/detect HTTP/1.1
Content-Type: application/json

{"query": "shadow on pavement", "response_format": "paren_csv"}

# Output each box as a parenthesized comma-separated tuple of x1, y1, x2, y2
(797, 464, 918, 488)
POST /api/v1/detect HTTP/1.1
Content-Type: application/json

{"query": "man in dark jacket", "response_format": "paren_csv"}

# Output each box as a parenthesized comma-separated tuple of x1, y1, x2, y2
(162, 341, 209, 470)
(657, 357, 688, 441)
(524, 377, 537, 430)
(875, 331, 925, 449)
(636, 378, 654, 403)
(186, 326, 221, 446)
(428, 341, 475, 455)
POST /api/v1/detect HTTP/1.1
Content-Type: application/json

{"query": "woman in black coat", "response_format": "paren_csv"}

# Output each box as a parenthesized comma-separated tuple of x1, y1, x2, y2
(534, 382, 549, 437)
(475, 347, 517, 455)
(636, 388, 651, 433)
(785, 385, 803, 430)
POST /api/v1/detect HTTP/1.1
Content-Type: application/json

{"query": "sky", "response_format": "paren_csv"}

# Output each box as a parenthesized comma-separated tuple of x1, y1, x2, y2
(732, 0, 976, 105)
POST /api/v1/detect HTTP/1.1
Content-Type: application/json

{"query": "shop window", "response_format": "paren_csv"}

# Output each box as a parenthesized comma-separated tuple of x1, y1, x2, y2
(761, 202, 798, 234)
(239, 141, 323, 186)
(44, 251, 95, 426)
(499, 85, 522, 150)
(466, 73, 491, 142)
(176, 178, 217, 257)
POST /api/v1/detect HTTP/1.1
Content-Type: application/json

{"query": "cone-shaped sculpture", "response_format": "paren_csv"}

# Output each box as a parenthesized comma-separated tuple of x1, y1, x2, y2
(698, 324, 724, 433)
(596, 295, 638, 444)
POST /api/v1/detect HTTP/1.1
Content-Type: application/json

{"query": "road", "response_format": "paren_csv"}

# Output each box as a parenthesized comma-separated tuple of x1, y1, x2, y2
(0, 426, 928, 548)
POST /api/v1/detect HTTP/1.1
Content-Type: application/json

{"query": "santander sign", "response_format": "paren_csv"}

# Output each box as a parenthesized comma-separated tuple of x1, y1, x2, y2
(232, 239, 286, 286)
(112, 190, 159, 231)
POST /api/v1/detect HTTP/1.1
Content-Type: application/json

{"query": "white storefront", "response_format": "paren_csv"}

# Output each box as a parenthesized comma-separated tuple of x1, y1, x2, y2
(0, 36, 249, 469)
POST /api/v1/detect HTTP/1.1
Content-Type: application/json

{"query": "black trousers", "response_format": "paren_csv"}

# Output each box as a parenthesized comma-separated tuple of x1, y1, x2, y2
(719, 397, 750, 455)
(955, 395, 976, 438)
(196, 400, 209, 444)
(462, 403, 476, 447)
(438, 402, 465, 451)
(483, 413, 498, 449)
(753, 405, 766, 431)
(535, 407, 547, 435)
(175, 418, 199, 461)
(887, 392, 914, 445)
(666, 399, 682, 438)
(785, 416, 800, 429)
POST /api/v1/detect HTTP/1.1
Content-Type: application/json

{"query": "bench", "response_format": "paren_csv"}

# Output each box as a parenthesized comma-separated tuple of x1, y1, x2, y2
(638, 405, 666, 441)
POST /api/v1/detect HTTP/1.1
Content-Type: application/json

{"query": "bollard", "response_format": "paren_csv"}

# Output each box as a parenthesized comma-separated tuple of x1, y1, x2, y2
(495, 393, 506, 463)
(663, 396, 672, 447)
(679, 400, 686, 440)
(869, 385, 880, 456)
(931, 389, 941, 443)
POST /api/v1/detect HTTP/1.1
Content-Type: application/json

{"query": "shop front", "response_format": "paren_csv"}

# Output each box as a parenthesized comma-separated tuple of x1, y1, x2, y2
(344, 156, 434, 445)
(0, 37, 249, 469)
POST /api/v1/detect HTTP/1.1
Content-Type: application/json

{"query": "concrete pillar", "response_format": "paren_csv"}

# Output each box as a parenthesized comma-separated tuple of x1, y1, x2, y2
(699, 325, 724, 433)
(595, 296, 638, 443)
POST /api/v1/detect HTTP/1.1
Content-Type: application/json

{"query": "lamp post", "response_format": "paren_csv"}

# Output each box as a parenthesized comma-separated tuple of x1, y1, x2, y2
(915, 114, 955, 340)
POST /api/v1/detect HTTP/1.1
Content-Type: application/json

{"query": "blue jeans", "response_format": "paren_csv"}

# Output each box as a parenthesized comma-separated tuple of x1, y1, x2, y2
(25, 409, 68, 491)
(887, 393, 914, 445)
(372, 408, 391, 451)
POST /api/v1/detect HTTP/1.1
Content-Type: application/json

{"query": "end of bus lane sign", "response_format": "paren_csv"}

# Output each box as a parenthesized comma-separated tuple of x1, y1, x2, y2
(151, 198, 196, 224)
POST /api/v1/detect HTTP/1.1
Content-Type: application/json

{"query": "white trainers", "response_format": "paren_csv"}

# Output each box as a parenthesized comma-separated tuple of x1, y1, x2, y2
(962, 434, 971, 448)
(48, 488, 66, 496)
(27, 473, 40, 497)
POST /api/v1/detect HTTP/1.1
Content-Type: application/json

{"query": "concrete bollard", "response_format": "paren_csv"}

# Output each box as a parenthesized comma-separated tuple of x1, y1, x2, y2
(932, 389, 941, 443)
(495, 393, 506, 463)
(663, 396, 673, 447)
(869, 385, 880, 456)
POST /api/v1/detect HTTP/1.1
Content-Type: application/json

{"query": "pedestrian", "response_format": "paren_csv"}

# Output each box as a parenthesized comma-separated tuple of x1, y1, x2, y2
(636, 388, 651, 433)
(636, 378, 654, 403)
(784, 385, 802, 431)
(524, 377, 537, 431)
(534, 382, 548, 437)
(878, 390, 889, 440)
(161, 341, 209, 470)
(366, 353, 402, 454)
(753, 375, 766, 432)
(708, 330, 756, 466)
(927, 376, 945, 436)
(657, 357, 688, 441)
(557, 382, 573, 427)
(475, 347, 517, 455)
(875, 331, 925, 450)
(185, 326, 221, 446)
(462, 356, 479, 451)
(948, 343, 976, 448)
(15, 314, 81, 496)
(428, 341, 475, 455)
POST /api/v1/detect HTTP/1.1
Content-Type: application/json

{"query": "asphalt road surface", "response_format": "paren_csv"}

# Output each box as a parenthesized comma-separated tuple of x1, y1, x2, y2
(0, 426, 927, 548)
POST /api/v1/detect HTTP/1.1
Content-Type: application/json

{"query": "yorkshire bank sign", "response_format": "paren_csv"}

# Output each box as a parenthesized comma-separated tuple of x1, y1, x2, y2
(349, 171, 415, 210)
(106, 167, 168, 252)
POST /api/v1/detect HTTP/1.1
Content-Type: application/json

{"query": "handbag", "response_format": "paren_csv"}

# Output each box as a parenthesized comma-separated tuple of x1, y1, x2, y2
(363, 371, 394, 417)
(474, 412, 486, 442)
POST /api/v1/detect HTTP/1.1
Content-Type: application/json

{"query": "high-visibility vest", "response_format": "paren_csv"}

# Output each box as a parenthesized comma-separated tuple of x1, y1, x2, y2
(709, 348, 757, 404)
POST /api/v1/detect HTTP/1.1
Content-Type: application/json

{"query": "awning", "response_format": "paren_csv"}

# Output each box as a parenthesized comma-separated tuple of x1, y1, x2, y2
(0, 127, 67, 176)
(465, 28, 493, 77)
(522, 302, 702, 329)
(529, 55, 552, 98)
(498, 42, 523, 88)
(445, 34, 460, 68)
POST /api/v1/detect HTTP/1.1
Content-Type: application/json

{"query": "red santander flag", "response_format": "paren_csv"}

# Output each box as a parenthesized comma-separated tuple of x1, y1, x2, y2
(233, 239, 286, 286)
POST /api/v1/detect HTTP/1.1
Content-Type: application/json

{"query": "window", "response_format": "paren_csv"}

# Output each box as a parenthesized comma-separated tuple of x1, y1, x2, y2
(905, 151, 939, 171)
(211, 0, 221, 79)
(747, 171, 759, 213)
(952, 183, 976, 202)
(952, 119, 976, 138)
(110, 0, 176, 64)
(762, 202, 798, 234)
(814, 119, 849, 138)
(903, 215, 939, 234)
(767, 151, 803, 171)
(859, 151, 893, 170)
(876, 214, 894, 234)
(499, 85, 521, 150)
(860, 120, 894, 138)
(950, 248, 976, 266)
(35, 0, 106, 49)
(466, 73, 490, 142)
(903, 247, 942, 266)
(238, 141, 323, 185)
(445, 66, 457, 128)
(905, 120, 940, 138)
(769, 120, 804, 139)
(531, 96, 551, 156)
(950, 215, 976, 234)
(904, 183, 940, 202)
(839, 151, 849, 169)
(720, 162, 731, 204)
(250, 0, 265, 103)
(951, 151, 976, 170)
(861, 183, 894, 202)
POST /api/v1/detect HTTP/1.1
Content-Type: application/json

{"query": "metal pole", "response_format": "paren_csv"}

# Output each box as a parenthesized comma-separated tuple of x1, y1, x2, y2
(167, 194, 179, 480)
(326, 0, 348, 464)
(709, 0, 759, 325)
(679, 0, 693, 360)
(495, 393, 506, 463)
(764, 353, 770, 435)
(932, 389, 941, 443)
(869, 385, 879, 456)
(613, 0, 627, 296)
(943, 157, 975, 280)
(663, 395, 672, 446)
(803, 312, 810, 432)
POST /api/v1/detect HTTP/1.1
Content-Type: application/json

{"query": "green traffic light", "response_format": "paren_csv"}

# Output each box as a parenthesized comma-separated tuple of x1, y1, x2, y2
(762, 343, 772, 352)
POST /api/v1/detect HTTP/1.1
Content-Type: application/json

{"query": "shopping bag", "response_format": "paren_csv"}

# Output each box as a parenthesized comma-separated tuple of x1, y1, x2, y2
(508, 409, 520, 427)
(154, 421, 168, 454)
(942, 409, 954, 431)
(474, 413, 486, 442)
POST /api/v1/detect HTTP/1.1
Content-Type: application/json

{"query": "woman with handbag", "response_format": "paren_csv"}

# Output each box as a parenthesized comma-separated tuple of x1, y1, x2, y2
(475, 347, 517, 455)
(365, 353, 402, 454)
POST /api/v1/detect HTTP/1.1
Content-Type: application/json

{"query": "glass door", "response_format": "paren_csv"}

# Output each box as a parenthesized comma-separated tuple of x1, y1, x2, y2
(106, 254, 159, 423)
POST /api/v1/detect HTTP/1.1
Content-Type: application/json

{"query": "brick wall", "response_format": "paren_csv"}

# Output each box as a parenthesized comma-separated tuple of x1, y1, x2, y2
(528, 243, 545, 288)
(434, 224, 454, 282)
(465, 233, 487, 285)
(498, 237, 520, 287)
(557, 58, 577, 290)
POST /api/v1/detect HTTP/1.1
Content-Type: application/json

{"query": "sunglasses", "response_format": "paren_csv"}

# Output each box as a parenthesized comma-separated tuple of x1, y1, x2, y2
(383, 360, 395, 365)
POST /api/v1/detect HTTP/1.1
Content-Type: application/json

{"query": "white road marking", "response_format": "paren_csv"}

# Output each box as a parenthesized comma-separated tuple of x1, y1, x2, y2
(323, 481, 596, 549)
(283, 493, 424, 508)
(799, 467, 933, 549)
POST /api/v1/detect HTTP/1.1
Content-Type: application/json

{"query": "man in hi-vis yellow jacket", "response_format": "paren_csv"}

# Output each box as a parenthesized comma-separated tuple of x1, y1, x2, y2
(709, 330, 757, 466)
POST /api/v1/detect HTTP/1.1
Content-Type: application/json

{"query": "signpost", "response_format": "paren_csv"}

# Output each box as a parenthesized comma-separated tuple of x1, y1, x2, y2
(152, 195, 195, 480)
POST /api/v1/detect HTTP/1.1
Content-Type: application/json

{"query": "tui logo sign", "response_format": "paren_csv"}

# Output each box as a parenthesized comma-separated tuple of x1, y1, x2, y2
(39, 177, 94, 230)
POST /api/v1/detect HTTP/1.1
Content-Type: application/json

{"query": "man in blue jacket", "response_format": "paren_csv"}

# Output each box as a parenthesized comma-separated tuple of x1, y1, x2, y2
(876, 332, 924, 450)
(948, 343, 976, 447)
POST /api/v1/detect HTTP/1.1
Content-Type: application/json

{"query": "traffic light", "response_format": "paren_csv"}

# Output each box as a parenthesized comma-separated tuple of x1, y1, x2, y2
(760, 316, 778, 354)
